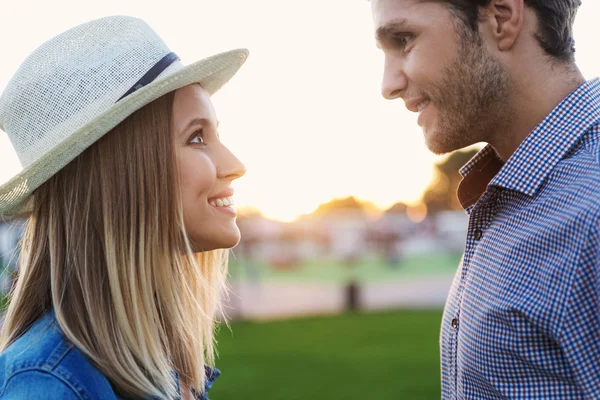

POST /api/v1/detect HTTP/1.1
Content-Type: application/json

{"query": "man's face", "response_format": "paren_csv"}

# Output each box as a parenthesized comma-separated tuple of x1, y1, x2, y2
(372, 0, 511, 154)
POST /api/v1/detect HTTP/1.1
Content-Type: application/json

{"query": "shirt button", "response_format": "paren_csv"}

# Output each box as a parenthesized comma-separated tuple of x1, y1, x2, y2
(474, 229, 483, 241)
(451, 317, 459, 329)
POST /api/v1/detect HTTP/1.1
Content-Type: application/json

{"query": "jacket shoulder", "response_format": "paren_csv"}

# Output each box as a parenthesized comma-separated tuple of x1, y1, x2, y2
(0, 312, 117, 399)
(0, 369, 81, 399)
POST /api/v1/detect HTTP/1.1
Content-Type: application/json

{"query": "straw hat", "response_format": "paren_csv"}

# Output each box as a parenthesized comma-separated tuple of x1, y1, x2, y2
(0, 16, 248, 217)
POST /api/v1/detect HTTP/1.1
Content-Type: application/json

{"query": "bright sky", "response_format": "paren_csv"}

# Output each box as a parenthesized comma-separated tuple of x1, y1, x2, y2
(1, 1, 599, 221)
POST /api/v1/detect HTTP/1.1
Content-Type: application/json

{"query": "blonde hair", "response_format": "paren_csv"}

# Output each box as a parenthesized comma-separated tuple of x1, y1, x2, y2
(0, 91, 229, 399)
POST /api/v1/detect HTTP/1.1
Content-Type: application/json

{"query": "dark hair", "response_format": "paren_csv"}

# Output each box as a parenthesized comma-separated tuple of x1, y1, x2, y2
(446, 0, 582, 62)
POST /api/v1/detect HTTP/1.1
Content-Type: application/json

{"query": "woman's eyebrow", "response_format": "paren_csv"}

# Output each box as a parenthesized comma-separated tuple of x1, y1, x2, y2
(183, 117, 210, 131)
(180, 117, 220, 138)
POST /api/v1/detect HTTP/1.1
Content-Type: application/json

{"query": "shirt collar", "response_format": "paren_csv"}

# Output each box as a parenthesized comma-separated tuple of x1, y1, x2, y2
(458, 78, 600, 209)
(457, 146, 504, 210)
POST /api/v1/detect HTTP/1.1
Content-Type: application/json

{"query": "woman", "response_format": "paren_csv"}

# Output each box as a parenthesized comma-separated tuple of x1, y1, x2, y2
(0, 16, 248, 399)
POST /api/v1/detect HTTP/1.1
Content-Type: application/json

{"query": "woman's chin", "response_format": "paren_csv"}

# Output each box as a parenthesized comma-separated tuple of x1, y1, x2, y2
(188, 229, 241, 252)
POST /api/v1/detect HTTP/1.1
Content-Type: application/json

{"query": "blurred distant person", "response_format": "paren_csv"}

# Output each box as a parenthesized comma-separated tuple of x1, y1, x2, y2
(240, 227, 262, 284)
(371, 0, 600, 398)
(0, 16, 247, 399)
(383, 231, 402, 268)
(0, 221, 25, 296)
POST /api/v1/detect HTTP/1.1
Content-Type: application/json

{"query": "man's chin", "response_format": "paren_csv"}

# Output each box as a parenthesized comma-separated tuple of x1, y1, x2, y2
(424, 128, 474, 155)
(425, 138, 464, 155)
(424, 130, 451, 155)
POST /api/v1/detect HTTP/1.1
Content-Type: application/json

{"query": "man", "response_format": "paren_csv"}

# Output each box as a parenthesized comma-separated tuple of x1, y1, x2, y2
(371, 0, 600, 398)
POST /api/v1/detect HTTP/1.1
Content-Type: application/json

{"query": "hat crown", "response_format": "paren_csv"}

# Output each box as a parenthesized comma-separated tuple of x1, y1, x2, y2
(0, 16, 180, 167)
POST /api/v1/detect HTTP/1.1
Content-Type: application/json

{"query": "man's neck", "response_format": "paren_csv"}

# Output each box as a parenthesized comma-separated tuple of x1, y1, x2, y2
(489, 63, 585, 161)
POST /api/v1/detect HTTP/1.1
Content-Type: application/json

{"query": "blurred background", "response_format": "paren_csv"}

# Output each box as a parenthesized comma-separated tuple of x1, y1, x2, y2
(1, 1, 600, 399)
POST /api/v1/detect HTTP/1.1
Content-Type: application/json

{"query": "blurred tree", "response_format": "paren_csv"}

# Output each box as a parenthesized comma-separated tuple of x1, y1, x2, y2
(385, 202, 408, 214)
(422, 148, 480, 214)
(312, 196, 374, 216)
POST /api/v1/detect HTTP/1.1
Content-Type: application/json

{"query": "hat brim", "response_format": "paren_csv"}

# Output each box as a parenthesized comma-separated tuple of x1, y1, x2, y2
(0, 48, 249, 217)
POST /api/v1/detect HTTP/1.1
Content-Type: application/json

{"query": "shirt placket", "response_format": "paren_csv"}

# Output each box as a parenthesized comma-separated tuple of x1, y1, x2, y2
(449, 188, 498, 398)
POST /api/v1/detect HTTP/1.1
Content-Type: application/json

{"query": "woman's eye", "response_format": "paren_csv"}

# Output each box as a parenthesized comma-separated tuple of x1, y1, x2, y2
(189, 130, 205, 145)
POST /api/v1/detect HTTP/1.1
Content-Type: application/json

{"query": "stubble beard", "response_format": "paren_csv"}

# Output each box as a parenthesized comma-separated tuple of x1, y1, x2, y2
(424, 30, 512, 155)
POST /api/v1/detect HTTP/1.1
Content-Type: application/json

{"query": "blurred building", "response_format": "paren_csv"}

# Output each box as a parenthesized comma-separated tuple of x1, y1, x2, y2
(234, 206, 468, 267)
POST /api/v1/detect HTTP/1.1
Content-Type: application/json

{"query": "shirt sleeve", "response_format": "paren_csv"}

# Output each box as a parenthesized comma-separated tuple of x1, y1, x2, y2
(1, 370, 81, 399)
(560, 219, 600, 398)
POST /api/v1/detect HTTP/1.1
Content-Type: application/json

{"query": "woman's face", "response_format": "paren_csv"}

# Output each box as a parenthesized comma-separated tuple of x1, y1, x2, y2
(172, 84, 246, 252)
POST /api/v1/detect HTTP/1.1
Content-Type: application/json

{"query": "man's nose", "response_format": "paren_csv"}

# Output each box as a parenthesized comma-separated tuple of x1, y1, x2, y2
(381, 55, 408, 100)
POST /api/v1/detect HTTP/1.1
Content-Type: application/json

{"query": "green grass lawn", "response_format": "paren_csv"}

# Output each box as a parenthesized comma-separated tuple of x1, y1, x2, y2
(229, 253, 461, 284)
(211, 309, 443, 400)
(0, 262, 9, 311)
(0, 262, 445, 398)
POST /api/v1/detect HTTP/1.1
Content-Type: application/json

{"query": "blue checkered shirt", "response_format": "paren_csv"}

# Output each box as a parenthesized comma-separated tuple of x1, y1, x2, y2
(441, 78, 600, 399)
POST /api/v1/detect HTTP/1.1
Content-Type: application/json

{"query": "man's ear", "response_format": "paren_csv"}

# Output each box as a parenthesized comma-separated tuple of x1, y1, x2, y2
(482, 0, 524, 51)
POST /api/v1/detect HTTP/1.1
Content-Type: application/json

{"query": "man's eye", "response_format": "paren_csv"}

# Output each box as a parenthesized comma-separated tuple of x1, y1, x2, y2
(189, 130, 205, 144)
(393, 34, 414, 49)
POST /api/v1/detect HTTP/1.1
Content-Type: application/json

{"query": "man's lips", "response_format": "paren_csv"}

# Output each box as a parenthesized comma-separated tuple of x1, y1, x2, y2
(404, 97, 431, 113)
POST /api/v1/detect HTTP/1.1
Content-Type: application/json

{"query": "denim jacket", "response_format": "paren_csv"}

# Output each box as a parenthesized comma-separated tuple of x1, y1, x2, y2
(0, 311, 219, 399)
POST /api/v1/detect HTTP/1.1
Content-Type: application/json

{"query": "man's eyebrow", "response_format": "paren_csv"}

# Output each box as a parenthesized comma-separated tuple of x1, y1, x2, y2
(375, 19, 408, 41)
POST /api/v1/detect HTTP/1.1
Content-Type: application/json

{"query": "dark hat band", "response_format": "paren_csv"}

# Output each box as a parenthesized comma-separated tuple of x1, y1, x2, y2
(117, 52, 180, 102)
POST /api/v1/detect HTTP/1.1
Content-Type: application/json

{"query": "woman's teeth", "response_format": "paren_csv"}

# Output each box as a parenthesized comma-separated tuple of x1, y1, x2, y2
(210, 197, 234, 207)
(417, 100, 430, 112)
